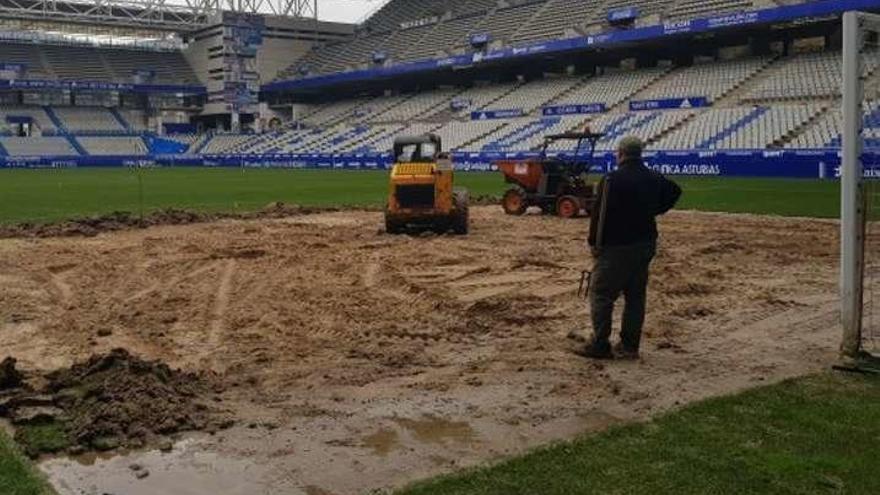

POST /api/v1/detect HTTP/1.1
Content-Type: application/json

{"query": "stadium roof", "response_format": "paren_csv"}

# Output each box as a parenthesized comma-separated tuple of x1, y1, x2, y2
(0, 0, 320, 31)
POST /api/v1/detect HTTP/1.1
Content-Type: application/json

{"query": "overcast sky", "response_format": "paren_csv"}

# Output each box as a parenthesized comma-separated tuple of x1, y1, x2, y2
(317, 0, 383, 24)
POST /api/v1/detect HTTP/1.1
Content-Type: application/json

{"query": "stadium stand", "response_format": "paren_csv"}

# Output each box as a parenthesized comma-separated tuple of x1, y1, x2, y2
(117, 110, 149, 132)
(668, 0, 767, 21)
(404, 12, 486, 60)
(639, 57, 772, 102)
(274, 0, 798, 81)
(652, 107, 757, 150)
(508, 0, 598, 45)
(744, 50, 879, 101)
(100, 48, 200, 85)
(713, 104, 826, 149)
(0, 0, 871, 167)
(380, 25, 437, 63)
(0, 137, 76, 156)
(450, 82, 522, 116)
(477, 1, 548, 47)
(361, 0, 437, 33)
(370, 88, 463, 122)
(53, 107, 126, 134)
(8, 45, 861, 158)
(552, 69, 670, 109)
(0, 42, 54, 79)
(434, 120, 506, 151)
(78, 136, 148, 155)
(161, 134, 202, 151)
(0, 41, 200, 85)
(589, 0, 672, 25)
(0, 106, 57, 135)
(482, 77, 580, 113)
(787, 108, 842, 148)
(298, 97, 374, 126)
(42, 44, 113, 82)
(200, 134, 259, 154)
(607, 111, 696, 149)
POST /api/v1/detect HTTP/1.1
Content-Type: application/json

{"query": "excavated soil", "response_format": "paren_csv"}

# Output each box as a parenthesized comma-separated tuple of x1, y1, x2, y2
(0, 203, 363, 239)
(0, 357, 24, 390)
(0, 197, 501, 240)
(0, 207, 841, 494)
(0, 349, 230, 456)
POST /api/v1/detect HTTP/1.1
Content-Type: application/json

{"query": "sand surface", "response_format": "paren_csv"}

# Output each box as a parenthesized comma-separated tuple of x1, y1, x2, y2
(0, 207, 840, 494)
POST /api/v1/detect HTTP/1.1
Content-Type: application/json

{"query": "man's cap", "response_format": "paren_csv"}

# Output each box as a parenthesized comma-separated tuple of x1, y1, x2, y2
(617, 136, 644, 156)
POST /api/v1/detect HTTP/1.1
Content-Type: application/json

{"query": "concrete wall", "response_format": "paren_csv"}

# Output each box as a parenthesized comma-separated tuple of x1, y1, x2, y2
(183, 15, 354, 120)
(259, 16, 353, 82)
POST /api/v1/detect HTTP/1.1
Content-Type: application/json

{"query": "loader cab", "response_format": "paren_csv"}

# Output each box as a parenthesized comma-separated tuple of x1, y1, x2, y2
(385, 133, 468, 235)
(393, 134, 441, 163)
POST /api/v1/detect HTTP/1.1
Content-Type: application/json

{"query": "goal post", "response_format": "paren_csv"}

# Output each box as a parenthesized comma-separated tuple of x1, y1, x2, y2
(841, 11, 865, 358)
(841, 11, 880, 360)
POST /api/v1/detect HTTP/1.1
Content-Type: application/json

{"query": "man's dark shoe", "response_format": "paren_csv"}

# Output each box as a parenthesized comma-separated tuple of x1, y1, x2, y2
(613, 343, 640, 360)
(574, 343, 613, 360)
(566, 329, 588, 343)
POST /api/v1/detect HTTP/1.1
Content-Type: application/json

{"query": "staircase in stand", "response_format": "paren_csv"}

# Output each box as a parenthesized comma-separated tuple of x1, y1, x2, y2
(109, 108, 132, 133)
(697, 106, 769, 149)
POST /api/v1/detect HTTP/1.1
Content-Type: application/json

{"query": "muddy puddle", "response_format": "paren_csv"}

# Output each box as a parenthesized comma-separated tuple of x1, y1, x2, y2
(42, 411, 621, 495)
(42, 437, 279, 495)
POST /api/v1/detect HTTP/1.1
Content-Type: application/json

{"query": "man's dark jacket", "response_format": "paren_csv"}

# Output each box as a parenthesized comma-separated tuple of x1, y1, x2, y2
(588, 158, 682, 248)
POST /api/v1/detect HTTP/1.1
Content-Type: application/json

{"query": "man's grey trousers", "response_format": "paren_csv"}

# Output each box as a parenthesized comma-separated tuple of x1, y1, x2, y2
(589, 241, 656, 352)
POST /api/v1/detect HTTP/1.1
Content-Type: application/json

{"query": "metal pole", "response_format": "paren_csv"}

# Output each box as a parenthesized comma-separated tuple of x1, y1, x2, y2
(841, 11, 865, 358)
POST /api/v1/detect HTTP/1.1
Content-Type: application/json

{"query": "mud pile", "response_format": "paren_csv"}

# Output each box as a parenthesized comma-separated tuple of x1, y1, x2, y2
(0, 210, 210, 238)
(0, 357, 24, 390)
(1, 349, 231, 455)
(0, 203, 383, 239)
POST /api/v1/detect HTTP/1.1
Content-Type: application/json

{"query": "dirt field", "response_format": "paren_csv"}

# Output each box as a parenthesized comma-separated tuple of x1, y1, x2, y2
(0, 207, 840, 495)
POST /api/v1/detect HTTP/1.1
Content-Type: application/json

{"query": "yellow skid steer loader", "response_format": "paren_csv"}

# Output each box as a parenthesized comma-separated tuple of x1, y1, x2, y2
(385, 134, 469, 235)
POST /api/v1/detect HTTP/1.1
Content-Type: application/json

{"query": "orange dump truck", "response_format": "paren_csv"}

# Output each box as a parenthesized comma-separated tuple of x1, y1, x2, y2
(495, 132, 604, 218)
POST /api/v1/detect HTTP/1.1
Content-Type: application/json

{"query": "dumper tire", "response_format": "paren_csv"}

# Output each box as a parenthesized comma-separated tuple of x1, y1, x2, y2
(452, 189, 469, 235)
(502, 188, 527, 216)
(556, 195, 581, 219)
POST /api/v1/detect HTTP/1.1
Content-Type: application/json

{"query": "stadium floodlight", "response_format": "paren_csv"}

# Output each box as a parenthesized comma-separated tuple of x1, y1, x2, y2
(841, 10, 880, 363)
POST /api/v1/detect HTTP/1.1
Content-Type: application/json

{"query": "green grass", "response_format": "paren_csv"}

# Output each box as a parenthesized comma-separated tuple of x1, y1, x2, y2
(13, 422, 70, 459)
(0, 429, 55, 495)
(0, 168, 504, 224)
(398, 372, 880, 495)
(674, 177, 840, 218)
(0, 168, 841, 224)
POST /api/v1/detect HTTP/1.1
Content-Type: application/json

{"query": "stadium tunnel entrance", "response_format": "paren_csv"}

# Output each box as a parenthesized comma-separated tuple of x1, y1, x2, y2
(192, 112, 257, 134)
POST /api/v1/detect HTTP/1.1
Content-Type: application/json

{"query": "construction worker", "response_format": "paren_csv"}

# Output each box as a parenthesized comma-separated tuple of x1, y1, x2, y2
(576, 136, 681, 360)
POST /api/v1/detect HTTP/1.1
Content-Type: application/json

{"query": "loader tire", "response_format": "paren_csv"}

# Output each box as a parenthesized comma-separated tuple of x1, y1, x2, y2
(385, 214, 404, 235)
(452, 189, 469, 235)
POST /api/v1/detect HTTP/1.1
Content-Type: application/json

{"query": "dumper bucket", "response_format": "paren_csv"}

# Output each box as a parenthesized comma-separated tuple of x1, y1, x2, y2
(495, 159, 544, 192)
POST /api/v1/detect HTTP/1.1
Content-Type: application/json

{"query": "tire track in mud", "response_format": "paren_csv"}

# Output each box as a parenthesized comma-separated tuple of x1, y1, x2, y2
(206, 259, 237, 370)
(48, 271, 73, 308)
(683, 297, 839, 369)
(124, 261, 218, 303)
(363, 259, 382, 288)
(0, 208, 849, 495)
(0, 210, 844, 450)
(404, 265, 559, 304)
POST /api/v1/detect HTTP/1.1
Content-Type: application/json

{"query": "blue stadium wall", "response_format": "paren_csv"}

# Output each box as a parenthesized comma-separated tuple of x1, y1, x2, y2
(0, 150, 873, 179)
